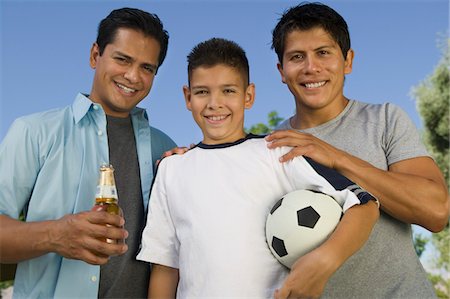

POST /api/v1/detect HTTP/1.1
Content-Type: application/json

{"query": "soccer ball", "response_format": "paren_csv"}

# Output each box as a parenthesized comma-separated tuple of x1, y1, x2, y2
(266, 189, 343, 268)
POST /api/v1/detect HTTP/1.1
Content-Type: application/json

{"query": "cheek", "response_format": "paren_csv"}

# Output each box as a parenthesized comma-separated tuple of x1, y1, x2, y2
(142, 75, 155, 89)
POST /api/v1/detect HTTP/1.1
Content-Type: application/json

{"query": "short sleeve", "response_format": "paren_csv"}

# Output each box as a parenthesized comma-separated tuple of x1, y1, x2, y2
(137, 160, 180, 268)
(384, 104, 429, 165)
(0, 118, 41, 218)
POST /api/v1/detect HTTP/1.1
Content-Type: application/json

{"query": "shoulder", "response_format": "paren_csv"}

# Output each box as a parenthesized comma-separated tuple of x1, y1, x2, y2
(150, 126, 177, 149)
(350, 100, 408, 120)
(8, 106, 72, 137)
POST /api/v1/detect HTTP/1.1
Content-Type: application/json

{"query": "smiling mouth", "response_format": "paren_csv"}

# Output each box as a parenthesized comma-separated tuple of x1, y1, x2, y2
(303, 81, 326, 89)
(116, 82, 137, 94)
(205, 115, 229, 122)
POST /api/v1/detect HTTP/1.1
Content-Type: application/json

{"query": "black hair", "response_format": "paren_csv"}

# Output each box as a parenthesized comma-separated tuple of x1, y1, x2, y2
(272, 2, 350, 64)
(187, 38, 249, 86)
(96, 7, 169, 69)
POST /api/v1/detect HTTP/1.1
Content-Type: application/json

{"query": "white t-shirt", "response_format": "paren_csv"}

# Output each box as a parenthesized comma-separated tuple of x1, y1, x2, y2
(137, 135, 373, 298)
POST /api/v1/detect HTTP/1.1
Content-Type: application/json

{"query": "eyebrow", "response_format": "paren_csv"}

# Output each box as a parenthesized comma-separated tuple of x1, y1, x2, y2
(285, 44, 336, 55)
(191, 83, 239, 89)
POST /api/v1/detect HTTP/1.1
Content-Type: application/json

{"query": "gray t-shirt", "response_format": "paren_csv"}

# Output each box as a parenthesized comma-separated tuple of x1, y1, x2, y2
(98, 115, 149, 298)
(277, 100, 435, 299)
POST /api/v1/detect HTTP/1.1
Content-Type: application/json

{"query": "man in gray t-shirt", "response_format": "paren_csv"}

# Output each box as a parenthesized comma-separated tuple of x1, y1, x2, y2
(267, 3, 448, 299)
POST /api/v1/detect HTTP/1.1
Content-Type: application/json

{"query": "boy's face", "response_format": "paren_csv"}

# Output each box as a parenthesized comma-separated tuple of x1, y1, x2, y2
(277, 27, 353, 116)
(89, 28, 160, 117)
(184, 64, 255, 145)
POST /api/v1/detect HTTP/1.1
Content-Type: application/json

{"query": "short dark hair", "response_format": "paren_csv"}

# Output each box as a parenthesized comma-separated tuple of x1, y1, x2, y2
(272, 2, 351, 64)
(187, 38, 249, 86)
(96, 7, 169, 69)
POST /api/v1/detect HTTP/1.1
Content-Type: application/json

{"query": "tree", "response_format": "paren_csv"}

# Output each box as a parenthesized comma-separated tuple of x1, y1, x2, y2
(412, 37, 449, 299)
(246, 111, 284, 134)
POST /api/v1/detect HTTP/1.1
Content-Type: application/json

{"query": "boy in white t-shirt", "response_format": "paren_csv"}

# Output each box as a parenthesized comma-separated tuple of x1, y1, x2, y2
(137, 38, 379, 298)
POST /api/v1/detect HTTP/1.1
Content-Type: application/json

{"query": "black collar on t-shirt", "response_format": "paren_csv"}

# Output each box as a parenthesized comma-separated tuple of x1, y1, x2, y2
(197, 133, 265, 149)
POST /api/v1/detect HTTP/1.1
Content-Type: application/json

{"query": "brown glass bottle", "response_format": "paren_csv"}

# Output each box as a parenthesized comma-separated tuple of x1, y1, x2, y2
(93, 164, 122, 243)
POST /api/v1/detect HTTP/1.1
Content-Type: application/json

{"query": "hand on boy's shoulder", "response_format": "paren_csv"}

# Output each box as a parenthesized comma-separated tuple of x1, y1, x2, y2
(157, 144, 196, 166)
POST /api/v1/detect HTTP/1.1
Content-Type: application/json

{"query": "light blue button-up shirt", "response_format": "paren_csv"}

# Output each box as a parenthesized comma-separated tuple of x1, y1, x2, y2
(0, 93, 176, 298)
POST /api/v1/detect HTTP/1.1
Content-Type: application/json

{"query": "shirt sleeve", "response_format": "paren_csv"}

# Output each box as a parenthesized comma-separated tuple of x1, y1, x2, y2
(384, 103, 429, 165)
(0, 118, 41, 218)
(137, 160, 180, 268)
(287, 155, 377, 212)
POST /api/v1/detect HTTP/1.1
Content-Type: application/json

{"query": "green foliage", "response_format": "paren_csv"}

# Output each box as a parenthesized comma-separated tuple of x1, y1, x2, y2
(246, 111, 284, 135)
(413, 233, 429, 257)
(428, 272, 450, 299)
(412, 38, 450, 298)
(432, 225, 450, 273)
(413, 39, 449, 184)
(0, 280, 13, 289)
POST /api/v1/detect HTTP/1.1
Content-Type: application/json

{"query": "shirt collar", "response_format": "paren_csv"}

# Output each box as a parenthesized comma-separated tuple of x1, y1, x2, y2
(72, 93, 148, 123)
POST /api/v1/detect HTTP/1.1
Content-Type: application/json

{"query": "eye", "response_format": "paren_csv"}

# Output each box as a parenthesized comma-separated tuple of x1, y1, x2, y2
(114, 56, 128, 64)
(193, 89, 208, 95)
(290, 53, 304, 61)
(143, 65, 156, 74)
(223, 88, 236, 94)
(318, 50, 330, 56)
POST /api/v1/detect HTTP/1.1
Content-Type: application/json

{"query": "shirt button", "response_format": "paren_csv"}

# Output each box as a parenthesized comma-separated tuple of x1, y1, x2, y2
(97, 130, 103, 136)
(93, 105, 99, 110)
(91, 275, 97, 282)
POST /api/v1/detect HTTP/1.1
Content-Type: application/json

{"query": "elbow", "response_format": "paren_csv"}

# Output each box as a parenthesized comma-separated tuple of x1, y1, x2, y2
(425, 195, 449, 233)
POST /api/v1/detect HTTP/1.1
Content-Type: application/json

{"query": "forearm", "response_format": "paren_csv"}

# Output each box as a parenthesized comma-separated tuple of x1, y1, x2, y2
(0, 215, 55, 263)
(335, 153, 449, 232)
(149, 264, 179, 298)
(317, 201, 379, 274)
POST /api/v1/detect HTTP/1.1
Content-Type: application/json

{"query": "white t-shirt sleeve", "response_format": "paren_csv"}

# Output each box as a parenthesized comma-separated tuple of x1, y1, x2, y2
(137, 161, 180, 269)
(280, 148, 373, 212)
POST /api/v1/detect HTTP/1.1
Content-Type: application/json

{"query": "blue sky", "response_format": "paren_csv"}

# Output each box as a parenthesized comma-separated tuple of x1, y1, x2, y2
(0, 0, 448, 269)
(1, 0, 448, 147)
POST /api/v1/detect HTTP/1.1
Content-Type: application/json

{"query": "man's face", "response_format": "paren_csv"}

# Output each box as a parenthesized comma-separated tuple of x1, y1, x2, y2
(89, 28, 161, 117)
(183, 64, 255, 145)
(277, 27, 353, 118)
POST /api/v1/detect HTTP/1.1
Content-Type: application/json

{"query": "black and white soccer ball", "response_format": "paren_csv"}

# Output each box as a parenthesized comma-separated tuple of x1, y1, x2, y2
(265, 189, 343, 268)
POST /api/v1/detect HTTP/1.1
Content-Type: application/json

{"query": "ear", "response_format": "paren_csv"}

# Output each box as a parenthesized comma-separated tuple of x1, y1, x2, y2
(183, 85, 192, 111)
(344, 49, 354, 75)
(244, 83, 256, 110)
(90, 43, 100, 69)
(277, 62, 287, 84)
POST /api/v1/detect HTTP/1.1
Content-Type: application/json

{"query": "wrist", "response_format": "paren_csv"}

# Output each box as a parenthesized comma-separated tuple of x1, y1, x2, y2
(37, 220, 59, 254)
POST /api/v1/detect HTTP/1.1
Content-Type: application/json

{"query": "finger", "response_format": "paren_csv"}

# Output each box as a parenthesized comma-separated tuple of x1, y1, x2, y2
(76, 247, 111, 265)
(172, 147, 189, 154)
(89, 222, 129, 243)
(265, 130, 291, 142)
(267, 136, 305, 149)
(279, 147, 310, 162)
(87, 210, 125, 227)
(274, 287, 290, 299)
(84, 233, 128, 257)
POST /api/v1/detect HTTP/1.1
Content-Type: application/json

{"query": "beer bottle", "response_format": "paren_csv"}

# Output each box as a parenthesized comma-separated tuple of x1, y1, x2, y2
(93, 164, 122, 243)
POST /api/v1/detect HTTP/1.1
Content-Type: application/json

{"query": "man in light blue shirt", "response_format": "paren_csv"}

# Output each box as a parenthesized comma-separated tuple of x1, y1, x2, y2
(0, 8, 176, 298)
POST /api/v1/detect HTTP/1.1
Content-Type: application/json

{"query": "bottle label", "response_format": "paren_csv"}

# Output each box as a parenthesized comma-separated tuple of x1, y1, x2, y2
(96, 185, 118, 199)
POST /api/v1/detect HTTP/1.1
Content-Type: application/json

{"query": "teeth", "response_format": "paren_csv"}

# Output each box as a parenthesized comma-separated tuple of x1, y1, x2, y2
(208, 115, 226, 121)
(117, 83, 136, 93)
(304, 81, 326, 88)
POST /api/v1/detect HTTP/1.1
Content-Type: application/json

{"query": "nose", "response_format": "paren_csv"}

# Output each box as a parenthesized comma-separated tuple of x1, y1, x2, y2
(123, 66, 139, 83)
(207, 92, 224, 109)
(304, 55, 321, 73)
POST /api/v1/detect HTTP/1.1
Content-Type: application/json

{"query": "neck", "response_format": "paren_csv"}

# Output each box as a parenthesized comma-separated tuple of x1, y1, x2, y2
(291, 97, 349, 130)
